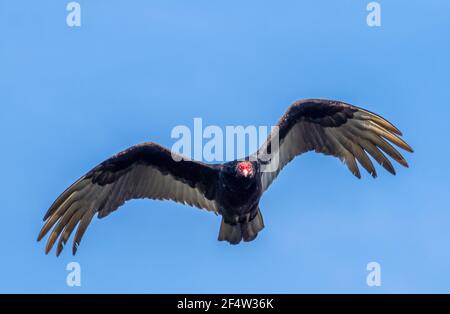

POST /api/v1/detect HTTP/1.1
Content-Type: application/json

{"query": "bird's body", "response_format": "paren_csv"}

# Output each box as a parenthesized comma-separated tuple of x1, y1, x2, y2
(38, 99, 413, 256)
(216, 161, 264, 244)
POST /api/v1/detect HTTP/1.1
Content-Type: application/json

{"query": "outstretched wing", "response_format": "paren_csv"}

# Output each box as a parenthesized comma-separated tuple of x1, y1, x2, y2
(38, 142, 220, 256)
(257, 99, 413, 191)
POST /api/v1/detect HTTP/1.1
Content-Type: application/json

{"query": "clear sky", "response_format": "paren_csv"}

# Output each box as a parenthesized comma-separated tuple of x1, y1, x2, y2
(1, 0, 449, 293)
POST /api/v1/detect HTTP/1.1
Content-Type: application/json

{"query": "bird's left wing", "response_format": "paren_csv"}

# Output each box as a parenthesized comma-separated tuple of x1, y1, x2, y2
(38, 142, 220, 256)
(256, 99, 413, 192)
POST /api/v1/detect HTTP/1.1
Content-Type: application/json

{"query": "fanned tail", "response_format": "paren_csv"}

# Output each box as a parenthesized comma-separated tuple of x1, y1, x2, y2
(218, 209, 264, 245)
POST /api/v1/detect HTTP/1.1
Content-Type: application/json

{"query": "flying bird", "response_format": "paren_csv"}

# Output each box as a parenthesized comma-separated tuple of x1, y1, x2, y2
(38, 99, 413, 256)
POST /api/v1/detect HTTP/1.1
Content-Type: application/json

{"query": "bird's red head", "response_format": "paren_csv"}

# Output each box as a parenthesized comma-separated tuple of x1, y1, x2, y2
(236, 161, 254, 178)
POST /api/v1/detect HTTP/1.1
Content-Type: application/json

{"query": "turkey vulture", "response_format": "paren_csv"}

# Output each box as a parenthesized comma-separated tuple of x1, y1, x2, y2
(38, 99, 413, 256)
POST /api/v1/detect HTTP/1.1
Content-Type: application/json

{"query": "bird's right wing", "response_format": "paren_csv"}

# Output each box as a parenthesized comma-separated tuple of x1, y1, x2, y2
(38, 142, 220, 256)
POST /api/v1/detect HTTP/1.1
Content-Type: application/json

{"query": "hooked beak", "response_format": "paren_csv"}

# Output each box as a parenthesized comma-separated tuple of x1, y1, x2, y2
(243, 169, 249, 177)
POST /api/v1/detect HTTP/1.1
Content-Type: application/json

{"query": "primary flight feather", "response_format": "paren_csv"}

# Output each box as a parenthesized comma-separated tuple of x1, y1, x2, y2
(38, 99, 413, 256)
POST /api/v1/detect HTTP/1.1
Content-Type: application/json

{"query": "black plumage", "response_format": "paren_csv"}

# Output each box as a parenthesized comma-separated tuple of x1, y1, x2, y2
(38, 99, 413, 255)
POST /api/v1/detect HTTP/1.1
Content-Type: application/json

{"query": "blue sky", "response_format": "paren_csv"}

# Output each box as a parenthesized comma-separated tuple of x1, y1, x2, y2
(1, 0, 449, 293)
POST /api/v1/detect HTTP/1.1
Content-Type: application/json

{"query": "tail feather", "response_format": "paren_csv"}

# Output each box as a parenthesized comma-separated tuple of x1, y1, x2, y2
(218, 209, 264, 245)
